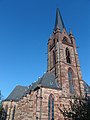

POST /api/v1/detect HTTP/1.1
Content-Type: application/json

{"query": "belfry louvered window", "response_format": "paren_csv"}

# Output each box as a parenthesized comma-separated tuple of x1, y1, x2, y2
(63, 37, 68, 43)
(66, 48, 71, 64)
(53, 50, 56, 66)
(48, 94, 54, 120)
(68, 68, 74, 93)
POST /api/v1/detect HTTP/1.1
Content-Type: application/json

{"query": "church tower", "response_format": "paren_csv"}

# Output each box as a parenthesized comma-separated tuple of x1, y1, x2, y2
(47, 8, 84, 96)
(2, 8, 89, 120)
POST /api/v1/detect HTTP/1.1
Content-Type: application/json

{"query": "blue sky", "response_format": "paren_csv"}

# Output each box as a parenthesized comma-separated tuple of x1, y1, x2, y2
(0, 0, 90, 98)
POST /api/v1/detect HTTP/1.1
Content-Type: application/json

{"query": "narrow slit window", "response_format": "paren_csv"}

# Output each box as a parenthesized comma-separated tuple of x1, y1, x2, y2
(68, 68, 74, 93)
(66, 48, 71, 64)
(53, 51, 56, 66)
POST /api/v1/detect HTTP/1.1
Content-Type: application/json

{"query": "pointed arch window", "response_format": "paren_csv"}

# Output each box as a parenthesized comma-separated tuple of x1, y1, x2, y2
(63, 37, 68, 43)
(66, 48, 71, 64)
(48, 94, 54, 120)
(71, 39, 73, 44)
(68, 68, 74, 93)
(53, 39, 55, 45)
(53, 51, 56, 66)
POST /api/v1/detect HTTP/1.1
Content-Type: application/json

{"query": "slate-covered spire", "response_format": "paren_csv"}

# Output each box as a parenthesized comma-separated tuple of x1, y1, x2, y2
(54, 8, 65, 32)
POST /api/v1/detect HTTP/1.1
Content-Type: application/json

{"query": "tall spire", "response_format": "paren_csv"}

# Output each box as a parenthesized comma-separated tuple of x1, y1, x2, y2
(54, 8, 65, 32)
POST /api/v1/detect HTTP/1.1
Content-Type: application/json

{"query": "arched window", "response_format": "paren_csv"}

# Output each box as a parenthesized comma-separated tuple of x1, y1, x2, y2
(53, 51, 56, 66)
(63, 37, 68, 43)
(68, 68, 74, 93)
(53, 39, 55, 44)
(48, 94, 54, 120)
(66, 48, 71, 64)
(71, 39, 73, 44)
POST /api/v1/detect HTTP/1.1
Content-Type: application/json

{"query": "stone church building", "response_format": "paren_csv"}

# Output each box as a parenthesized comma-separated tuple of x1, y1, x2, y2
(3, 8, 90, 120)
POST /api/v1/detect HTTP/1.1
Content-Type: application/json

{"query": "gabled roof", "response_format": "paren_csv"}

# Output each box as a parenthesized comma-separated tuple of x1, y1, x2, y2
(5, 85, 28, 101)
(25, 72, 60, 95)
(5, 73, 60, 101)
(5, 73, 90, 102)
(39, 72, 59, 89)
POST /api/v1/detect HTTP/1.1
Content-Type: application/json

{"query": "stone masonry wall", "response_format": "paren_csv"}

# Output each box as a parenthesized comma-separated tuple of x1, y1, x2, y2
(3, 101, 17, 120)
(14, 87, 78, 120)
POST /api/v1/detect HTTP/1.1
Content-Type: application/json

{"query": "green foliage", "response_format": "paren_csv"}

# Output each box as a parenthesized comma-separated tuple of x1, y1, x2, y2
(0, 103, 3, 119)
(0, 91, 7, 119)
(0, 101, 7, 119)
(58, 97, 90, 120)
